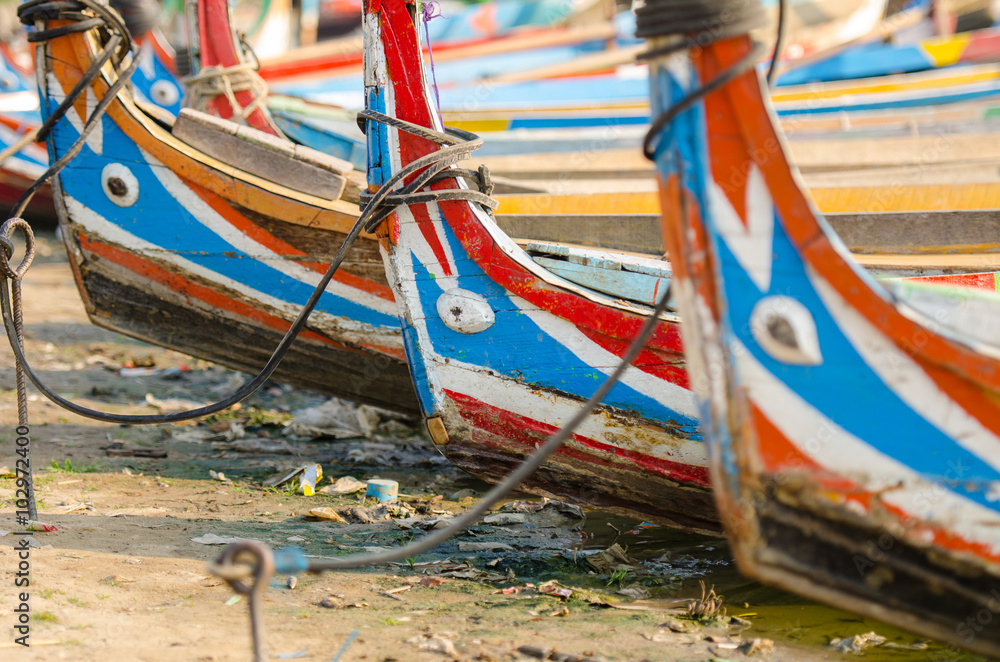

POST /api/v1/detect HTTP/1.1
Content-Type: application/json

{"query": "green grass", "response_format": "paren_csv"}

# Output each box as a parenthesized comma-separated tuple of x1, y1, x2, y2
(48, 459, 102, 474)
(33, 611, 58, 623)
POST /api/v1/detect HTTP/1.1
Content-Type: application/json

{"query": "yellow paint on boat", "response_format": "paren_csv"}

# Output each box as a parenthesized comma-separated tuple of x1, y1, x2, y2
(921, 33, 973, 67)
(497, 183, 1000, 215)
(771, 67, 1000, 103)
(810, 183, 1000, 212)
(496, 192, 662, 215)
(441, 118, 512, 132)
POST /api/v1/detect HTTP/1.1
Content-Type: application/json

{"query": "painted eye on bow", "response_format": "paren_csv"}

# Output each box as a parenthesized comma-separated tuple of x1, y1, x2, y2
(101, 163, 140, 207)
(149, 80, 180, 108)
(750, 295, 823, 366)
(436, 289, 495, 335)
(0, 72, 18, 91)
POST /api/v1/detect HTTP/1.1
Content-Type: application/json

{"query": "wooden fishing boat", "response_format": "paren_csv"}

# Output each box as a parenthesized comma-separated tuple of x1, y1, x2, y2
(0, 106, 51, 223)
(357, 0, 1000, 531)
(257, 1, 619, 85)
(361, 0, 716, 532)
(777, 22, 1000, 86)
(419, 57, 1000, 137)
(644, 0, 1000, 654)
(31, 1, 419, 414)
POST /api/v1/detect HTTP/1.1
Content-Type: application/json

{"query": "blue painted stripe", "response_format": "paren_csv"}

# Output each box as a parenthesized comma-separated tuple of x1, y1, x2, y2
(50, 110, 397, 329)
(713, 188, 1000, 513)
(406, 229, 701, 437)
(775, 85, 1000, 116)
(365, 86, 392, 188)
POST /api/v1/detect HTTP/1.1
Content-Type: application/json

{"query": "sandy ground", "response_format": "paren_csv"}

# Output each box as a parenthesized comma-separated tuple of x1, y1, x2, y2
(0, 254, 944, 662)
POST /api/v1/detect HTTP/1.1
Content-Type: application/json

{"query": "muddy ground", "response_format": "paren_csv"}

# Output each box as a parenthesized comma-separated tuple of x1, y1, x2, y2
(0, 236, 979, 661)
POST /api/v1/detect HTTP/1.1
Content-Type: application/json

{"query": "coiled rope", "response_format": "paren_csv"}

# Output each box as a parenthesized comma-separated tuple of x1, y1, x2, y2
(637, 0, 782, 160)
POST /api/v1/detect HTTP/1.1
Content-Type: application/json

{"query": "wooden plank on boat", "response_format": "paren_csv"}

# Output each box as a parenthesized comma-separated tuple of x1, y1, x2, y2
(531, 255, 669, 306)
(482, 132, 1000, 181)
(498, 209, 1000, 256)
(172, 109, 351, 200)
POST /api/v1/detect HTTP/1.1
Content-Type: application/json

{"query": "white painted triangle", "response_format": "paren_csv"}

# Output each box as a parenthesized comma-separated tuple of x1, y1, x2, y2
(709, 164, 775, 292)
(44, 72, 102, 156)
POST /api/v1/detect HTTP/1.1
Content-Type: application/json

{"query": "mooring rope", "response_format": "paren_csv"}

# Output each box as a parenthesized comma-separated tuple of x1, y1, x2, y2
(208, 108, 675, 662)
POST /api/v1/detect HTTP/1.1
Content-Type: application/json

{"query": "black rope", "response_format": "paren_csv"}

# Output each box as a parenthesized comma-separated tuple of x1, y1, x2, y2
(278, 278, 674, 573)
(766, 0, 786, 87)
(638, 0, 782, 160)
(20, 0, 132, 60)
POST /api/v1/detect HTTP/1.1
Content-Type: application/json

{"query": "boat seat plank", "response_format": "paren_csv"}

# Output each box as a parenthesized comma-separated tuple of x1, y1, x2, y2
(171, 108, 352, 200)
(528, 242, 671, 306)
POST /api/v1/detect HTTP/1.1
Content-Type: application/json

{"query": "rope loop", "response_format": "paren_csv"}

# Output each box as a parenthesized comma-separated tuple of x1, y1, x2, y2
(356, 109, 498, 232)
(19, 0, 133, 61)
(208, 542, 275, 662)
(182, 62, 270, 121)
(0, 219, 35, 280)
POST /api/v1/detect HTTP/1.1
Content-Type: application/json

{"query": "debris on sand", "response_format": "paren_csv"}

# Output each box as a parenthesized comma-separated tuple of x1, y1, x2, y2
(209, 470, 229, 482)
(306, 508, 348, 523)
(318, 596, 368, 609)
(457, 542, 514, 552)
(687, 581, 726, 622)
(191, 534, 257, 546)
(538, 581, 573, 599)
(287, 398, 381, 439)
(739, 638, 775, 656)
(516, 645, 605, 662)
(339, 503, 415, 524)
(582, 543, 636, 574)
(214, 438, 294, 454)
(318, 476, 367, 496)
(407, 633, 458, 657)
(830, 632, 887, 653)
(483, 513, 527, 526)
(365, 478, 399, 503)
(144, 393, 206, 412)
(423, 561, 508, 583)
(263, 464, 322, 495)
(616, 585, 651, 600)
(499, 497, 585, 520)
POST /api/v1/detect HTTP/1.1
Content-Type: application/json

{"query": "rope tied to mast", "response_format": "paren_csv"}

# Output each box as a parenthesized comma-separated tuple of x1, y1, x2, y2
(357, 109, 498, 231)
